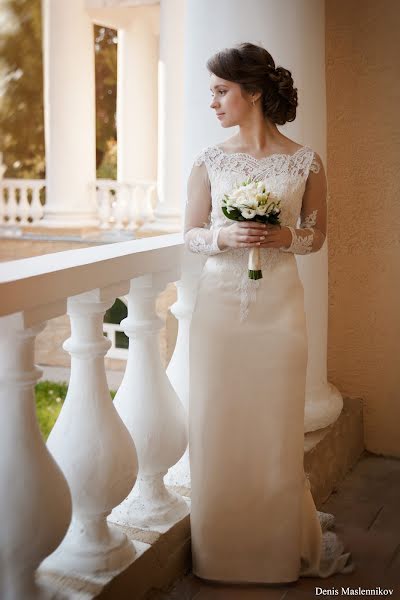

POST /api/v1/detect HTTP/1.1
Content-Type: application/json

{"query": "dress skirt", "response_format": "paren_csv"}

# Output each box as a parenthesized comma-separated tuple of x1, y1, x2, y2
(188, 251, 354, 584)
(189, 252, 312, 584)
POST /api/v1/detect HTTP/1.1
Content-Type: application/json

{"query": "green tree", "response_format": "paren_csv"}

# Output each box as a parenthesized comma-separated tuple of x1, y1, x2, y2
(0, 0, 44, 178)
(0, 2, 117, 179)
(95, 25, 117, 175)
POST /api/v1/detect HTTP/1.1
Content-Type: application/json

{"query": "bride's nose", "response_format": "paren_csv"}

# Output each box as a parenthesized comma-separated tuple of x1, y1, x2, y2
(210, 97, 219, 109)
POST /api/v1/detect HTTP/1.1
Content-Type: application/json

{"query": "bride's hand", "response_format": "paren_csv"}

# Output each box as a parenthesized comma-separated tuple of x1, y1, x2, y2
(258, 223, 292, 249)
(218, 221, 270, 249)
(218, 222, 292, 250)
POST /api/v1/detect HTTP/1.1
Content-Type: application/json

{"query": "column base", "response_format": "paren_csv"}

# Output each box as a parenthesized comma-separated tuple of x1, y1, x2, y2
(139, 207, 181, 233)
(109, 485, 189, 529)
(164, 448, 191, 489)
(304, 381, 343, 432)
(40, 521, 136, 576)
(40, 213, 100, 229)
(139, 218, 181, 233)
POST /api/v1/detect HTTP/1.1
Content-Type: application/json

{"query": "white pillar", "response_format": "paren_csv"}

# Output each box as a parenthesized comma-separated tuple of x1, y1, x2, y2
(0, 313, 72, 600)
(182, 0, 342, 433)
(109, 271, 189, 528)
(41, 0, 98, 227)
(164, 252, 202, 489)
(142, 0, 185, 232)
(42, 285, 138, 575)
(117, 8, 158, 186)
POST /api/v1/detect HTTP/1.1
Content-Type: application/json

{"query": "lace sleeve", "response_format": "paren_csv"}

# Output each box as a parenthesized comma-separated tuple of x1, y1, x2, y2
(281, 152, 327, 255)
(184, 158, 228, 256)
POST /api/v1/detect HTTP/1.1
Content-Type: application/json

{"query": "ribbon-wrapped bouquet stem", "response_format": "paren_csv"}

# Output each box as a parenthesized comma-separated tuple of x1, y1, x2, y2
(222, 178, 281, 280)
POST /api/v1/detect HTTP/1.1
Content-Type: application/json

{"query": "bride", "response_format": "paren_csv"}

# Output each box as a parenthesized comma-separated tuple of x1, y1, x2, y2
(183, 42, 355, 584)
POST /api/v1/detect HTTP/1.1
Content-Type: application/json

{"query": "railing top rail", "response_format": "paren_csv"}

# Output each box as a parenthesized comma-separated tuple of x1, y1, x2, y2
(0, 233, 184, 318)
(1, 178, 46, 186)
(95, 178, 155, 183)
(1, 178, 156, 186)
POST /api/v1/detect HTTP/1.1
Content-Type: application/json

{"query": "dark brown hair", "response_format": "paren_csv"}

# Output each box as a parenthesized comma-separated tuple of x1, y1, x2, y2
(206, 42, 298, 125)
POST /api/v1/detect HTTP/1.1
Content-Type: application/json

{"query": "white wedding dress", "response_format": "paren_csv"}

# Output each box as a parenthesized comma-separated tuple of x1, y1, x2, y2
(184, 144, 355, 584)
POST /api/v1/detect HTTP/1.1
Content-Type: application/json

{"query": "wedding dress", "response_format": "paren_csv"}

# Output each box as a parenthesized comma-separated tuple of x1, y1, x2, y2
(184, 144, 354, 584)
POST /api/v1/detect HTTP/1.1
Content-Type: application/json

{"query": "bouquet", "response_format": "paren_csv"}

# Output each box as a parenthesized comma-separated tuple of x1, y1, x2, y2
(222, 178, 281, 280)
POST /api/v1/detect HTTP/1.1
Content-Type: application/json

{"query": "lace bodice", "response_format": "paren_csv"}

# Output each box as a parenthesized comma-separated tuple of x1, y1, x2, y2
(184, 144, 327, 320)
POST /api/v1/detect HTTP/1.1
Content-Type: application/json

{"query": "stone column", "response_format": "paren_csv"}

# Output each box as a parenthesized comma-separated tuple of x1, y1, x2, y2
(182, 0, 342, 433)
(143, 0, 185, 232)
(41, 0, 98, 227)
(117, 8, 158, 186)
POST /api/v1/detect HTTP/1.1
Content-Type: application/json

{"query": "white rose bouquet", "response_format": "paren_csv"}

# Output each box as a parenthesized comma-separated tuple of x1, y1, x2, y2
(222, 178, 282, 280)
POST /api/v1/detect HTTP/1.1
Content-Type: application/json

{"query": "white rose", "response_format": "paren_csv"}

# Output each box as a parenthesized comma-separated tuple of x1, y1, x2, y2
(241, 208, 257, 219)
(246, 181, 258, 192)
(230, 188, 243, 200)
(256, 181, 265, 193)
(245, 197, 258, 210)
(245, 188, 259, 206)
(256, 205, 267, 216)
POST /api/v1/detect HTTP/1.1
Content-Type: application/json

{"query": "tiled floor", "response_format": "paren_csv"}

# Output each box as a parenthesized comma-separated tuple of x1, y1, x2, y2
(146, 452, 400, 599)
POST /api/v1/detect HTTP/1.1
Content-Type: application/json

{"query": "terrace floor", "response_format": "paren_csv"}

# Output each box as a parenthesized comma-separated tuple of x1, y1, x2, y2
(145, 452, 400, 599)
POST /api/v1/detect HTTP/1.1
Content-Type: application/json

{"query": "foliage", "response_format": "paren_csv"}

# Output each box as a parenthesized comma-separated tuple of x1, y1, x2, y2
(35, 380, 68, 441)
(0, 0, 44, 178)
(94, 26, 117, 172)
(97, 138, 117, 180)
(35, 380, 117, 441)
(0, 2, 117, 179)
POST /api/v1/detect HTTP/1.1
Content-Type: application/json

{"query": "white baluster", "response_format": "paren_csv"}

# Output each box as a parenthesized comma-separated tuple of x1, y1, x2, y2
(30, 183, 45, 223)
(141, 183, 156, 223)
(109, 271, 189, 528)
(127, 184, 140, 231)
(0, 313, 72, 600)
(42, 284, 138, 575)
(97, 185, 112, 229)
(133, 185, 145, 226)
(17, 184, 30, 225)
(164, 254, 202, 489)
(113, 184, 129, 230)
(6, 183, 18, 225)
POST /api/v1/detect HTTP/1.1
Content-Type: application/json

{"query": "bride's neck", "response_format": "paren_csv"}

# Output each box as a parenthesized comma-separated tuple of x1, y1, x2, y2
(234, 117, 281, 153)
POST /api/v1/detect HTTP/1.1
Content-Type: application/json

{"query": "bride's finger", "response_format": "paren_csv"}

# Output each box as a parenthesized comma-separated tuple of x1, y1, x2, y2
(239, 234, 266, 241)
(259, 237, 281, 246)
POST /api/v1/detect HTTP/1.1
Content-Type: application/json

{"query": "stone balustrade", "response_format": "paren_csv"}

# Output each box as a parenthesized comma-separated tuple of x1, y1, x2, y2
(95, 179, 157, 230)
(0, 178, 46, 225)
(0, 233, 196, 599)
(0, 178, 157, 230)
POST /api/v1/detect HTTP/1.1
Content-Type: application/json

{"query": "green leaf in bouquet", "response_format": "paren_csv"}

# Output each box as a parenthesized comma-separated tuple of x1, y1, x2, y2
(222, 206, 241, 220)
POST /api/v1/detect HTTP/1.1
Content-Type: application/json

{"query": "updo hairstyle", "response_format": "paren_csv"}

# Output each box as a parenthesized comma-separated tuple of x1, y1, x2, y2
(206, 42, 298, 125)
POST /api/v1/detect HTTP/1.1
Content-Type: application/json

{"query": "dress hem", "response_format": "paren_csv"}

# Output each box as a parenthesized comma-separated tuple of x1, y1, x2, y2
(192, 571, 299, 586)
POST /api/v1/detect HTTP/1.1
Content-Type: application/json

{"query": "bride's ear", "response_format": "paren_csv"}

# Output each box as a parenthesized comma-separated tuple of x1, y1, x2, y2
(251, 91, 262, 105)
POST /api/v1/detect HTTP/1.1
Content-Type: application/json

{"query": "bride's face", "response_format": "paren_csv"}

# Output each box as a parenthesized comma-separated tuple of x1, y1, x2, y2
(209, 73, 252, 128)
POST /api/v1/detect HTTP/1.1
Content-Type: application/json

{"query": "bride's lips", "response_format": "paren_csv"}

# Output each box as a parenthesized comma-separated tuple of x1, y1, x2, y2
(216, 113, 225, 119)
